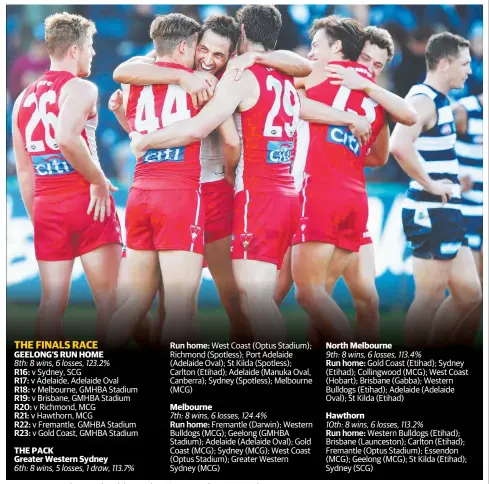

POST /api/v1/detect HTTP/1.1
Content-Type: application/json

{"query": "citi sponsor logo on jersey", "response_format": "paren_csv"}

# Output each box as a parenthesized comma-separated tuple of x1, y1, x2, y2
(440, 123, 453, 136)
(327, 126, 360, 157)
(142, 147, 185, 164)
(32, 154, 75, 176)
(266, 141, 293, 164)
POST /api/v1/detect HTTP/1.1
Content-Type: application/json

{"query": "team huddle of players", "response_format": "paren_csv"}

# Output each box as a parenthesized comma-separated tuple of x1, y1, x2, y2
(12, 6, 483, 348)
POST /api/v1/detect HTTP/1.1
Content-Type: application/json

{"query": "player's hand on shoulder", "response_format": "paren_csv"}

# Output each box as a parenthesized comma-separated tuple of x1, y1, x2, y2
(108, 89, 123, 112)
(225, 51, 260, 80)
(88, 178, 117, 222)
(129, 131, 146, 160)
(426, 178, 453, 204)
(326, 64, 370, 91)
(349, 115, 372, 146)
(180, 71, 216, 109)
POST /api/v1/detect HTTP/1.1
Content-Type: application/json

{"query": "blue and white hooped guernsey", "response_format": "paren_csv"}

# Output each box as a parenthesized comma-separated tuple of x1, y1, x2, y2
(403, 83, 461, 210)
(456, 95, 483, 216)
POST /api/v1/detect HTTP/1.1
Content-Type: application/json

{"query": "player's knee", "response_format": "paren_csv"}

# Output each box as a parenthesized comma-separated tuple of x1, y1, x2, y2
(452, 280, 482, 310)
(353, 283, 379, 309)
(38, 299, 66, 321)
(295, 284, 318, 309)
(415, 277, 446, 304)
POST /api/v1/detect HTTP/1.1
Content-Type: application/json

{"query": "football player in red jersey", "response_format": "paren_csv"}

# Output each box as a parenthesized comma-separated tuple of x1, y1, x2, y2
(12, 13, 122, 341)
(110, 15, 252, 344)
(105, 14, 211, 347)
(274, 26, 418, 344)
(290, 17, 388, 342)
(130, 5, 314, 341)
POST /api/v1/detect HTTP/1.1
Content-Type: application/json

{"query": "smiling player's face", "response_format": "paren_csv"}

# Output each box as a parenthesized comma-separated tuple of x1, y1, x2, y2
(308, 30, 336, 64)
(194, 30, 232, 76)
(357, 41, 388, 78)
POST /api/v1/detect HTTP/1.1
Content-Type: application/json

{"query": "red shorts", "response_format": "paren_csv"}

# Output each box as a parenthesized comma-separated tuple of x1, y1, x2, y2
(231, 190, 300, 269)
(33, 192, 122, 261)
(202, 179, 234, 244)
(292, 184, 368, 252)
(126, 187, 204, 254)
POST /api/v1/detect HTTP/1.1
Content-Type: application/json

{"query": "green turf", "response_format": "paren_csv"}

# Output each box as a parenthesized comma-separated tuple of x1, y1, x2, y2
(8, 303, 481, 345)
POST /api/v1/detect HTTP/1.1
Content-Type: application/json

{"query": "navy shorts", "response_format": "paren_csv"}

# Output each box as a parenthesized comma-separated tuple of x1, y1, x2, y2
(462, 215, 483, 251)
(402, 207, 465, 260)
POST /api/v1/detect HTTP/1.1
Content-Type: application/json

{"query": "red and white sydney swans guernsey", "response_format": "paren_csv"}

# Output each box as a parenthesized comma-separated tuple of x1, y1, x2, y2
(232, 64, 301, 267)
(303, 61, 385, 191)
(124, 62, 204, 253)
(126, 62, 201, 190)
(17, 70, 122, 261)
(292, 61, 385, 252)
(17, 70, 97, 199)
(233, 64, 300, 196)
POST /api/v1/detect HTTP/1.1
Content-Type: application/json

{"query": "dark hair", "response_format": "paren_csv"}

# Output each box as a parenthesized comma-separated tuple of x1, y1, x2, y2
(45, 12, 96, 59)
(426, 32, 470, 71)
(364, 26, 395, 62)
(309, 15, 365, 62)
(199, 14, 240, 53)
(236, 5, 282, 51)
(150, 13, 201, 56)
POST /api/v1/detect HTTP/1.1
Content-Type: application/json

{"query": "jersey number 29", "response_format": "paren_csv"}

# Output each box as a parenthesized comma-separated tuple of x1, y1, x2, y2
(264, 75, 300, 138)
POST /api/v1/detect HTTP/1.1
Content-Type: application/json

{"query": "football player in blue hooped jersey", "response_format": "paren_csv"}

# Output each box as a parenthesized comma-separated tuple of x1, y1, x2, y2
(451, 90, 483, 344)
(390, 32, 482, 347)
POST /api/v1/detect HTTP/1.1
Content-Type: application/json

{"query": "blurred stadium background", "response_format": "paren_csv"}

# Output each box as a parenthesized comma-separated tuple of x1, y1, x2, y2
(6, 5, 483, 342)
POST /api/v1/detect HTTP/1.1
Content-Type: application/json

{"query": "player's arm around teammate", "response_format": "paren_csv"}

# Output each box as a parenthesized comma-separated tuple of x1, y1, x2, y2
(326, 64, 417, 126)
(130, 69, 253, 156)
(226, 49, 312, 80)
(114, 58, 216, 109)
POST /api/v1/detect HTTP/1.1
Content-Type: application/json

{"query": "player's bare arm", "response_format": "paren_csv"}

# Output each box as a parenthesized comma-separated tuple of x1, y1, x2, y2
(12, 92, 35, 222)
(227, 50, 312, 80)
(365, 123, 390, 167)
(452, 102, 473, 193)
(327, 64, 418, 126)
(113, 60, 216, 109)
(131, 69, 253, 158)
(390, 95, 453, 204)
(217, 116, 241, 186)
(297, 89, 371, 146)
(108, 89, 131, 133)
(57, 78, 116, 222)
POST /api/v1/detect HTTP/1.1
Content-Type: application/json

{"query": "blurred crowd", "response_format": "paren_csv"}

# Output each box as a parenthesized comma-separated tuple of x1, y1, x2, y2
(6, 4, 484, 183)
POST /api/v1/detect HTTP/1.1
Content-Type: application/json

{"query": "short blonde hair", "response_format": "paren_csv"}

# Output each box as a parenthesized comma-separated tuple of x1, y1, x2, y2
(45, 12, 96, 59)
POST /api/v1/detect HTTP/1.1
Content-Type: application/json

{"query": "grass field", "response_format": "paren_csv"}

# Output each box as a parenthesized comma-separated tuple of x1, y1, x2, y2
(6, 303, 483, 345)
